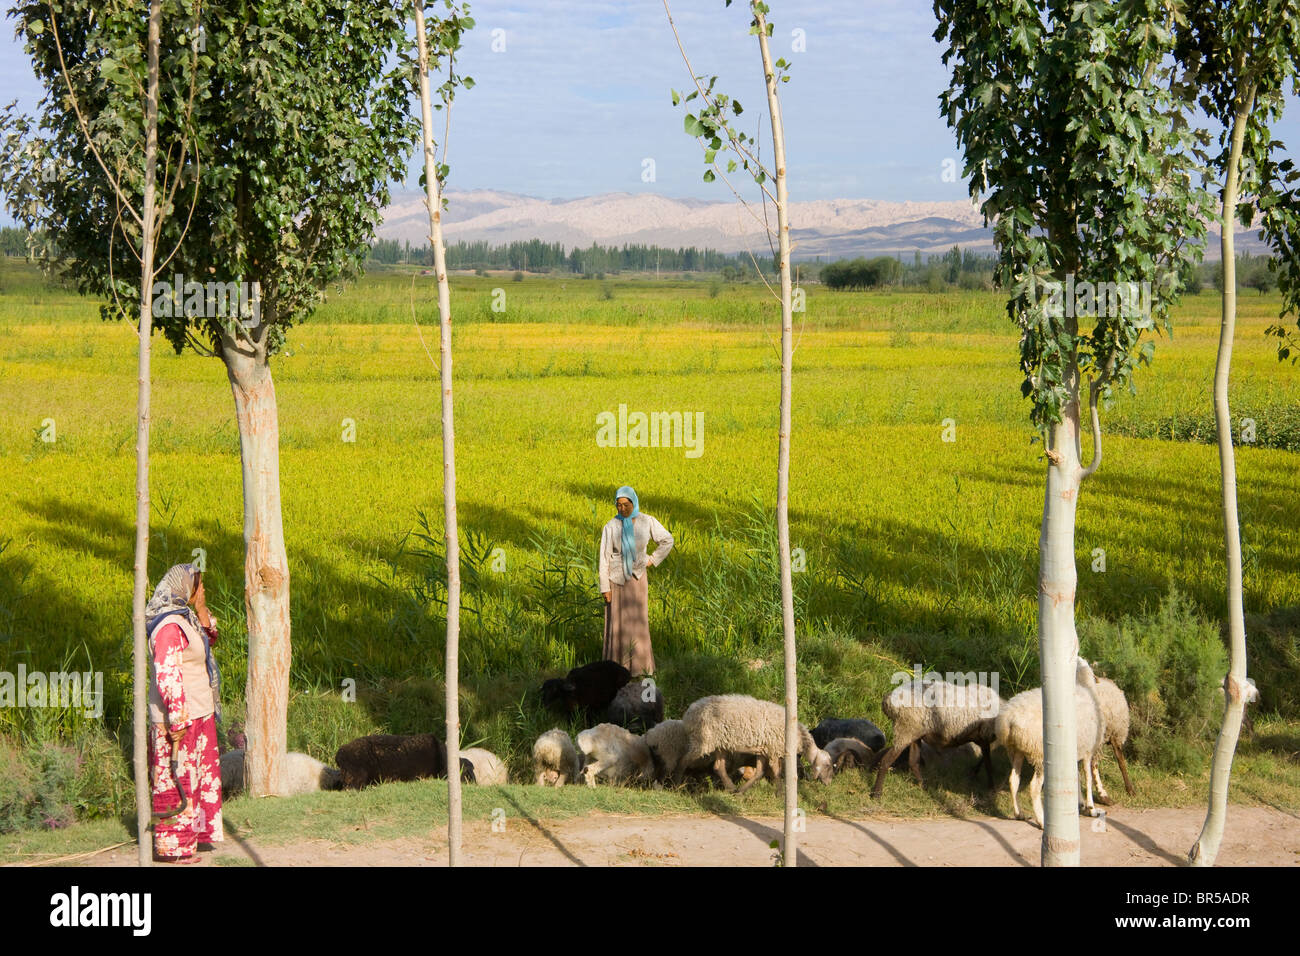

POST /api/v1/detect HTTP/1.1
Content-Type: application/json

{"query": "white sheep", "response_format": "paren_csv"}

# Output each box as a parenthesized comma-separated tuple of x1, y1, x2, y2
(680, 694, 833, 793)
(576, 723, 655, 787)
(219, 749, 341, 796)
(872, 679, 1004, 798)
(1088, 673, 1135, 802)
(532, 728, 580, 786)
(644, 718, 764, 785)
(644, 718, 690, 782)
(995, 658, 1104, 828)
(461, 747, 509, 786)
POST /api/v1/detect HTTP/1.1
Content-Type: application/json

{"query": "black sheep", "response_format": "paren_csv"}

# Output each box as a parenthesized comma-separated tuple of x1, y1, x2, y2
(811, 718, 887, 753)
(336, 733, 448, 789)
(541, 660, 631, 721)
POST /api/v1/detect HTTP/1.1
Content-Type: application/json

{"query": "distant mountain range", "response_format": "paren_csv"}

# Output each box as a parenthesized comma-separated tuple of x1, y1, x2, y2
(377, 189, 1270, 262)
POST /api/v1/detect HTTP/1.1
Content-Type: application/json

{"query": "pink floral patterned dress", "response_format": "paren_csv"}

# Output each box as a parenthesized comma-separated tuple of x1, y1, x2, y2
(148, 615, 223, 860)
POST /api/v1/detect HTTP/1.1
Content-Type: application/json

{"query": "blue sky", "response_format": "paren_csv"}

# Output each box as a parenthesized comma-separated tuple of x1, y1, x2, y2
(2, 0, 1299, 205)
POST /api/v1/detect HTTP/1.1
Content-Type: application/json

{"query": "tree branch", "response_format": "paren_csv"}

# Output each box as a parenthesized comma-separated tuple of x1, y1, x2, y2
(47, 1, 143, 228)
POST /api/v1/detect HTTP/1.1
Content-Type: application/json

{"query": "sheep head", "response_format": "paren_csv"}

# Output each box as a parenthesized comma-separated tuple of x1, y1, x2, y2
(806, 746, 834, 784)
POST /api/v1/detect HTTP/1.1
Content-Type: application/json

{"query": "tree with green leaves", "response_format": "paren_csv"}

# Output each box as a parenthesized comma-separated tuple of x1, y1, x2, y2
(410, 0, 474, 867)
(934, 0, 1208, 866)
(1172, 0, 1300, 867)
(663, 0, 801, 865)
(2, 0, 421, 796)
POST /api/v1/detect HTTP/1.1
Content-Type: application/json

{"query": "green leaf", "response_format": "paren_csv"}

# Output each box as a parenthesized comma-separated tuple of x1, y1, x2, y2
(703, 169, 716, 183)
(671, 89, 680, 106)
(684, 114, 706, 137)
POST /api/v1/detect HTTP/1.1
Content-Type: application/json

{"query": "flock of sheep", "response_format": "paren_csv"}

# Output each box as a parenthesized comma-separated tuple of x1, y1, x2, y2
(218, 657, 1136, 828)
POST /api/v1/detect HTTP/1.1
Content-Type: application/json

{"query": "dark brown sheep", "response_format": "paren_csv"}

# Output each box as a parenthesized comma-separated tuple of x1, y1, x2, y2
(540, 660, 631, 722)
(335, 733, 450, 789)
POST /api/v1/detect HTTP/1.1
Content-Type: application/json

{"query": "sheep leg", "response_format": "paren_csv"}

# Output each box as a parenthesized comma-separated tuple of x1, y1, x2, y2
(871, 742, 908, 799)
(712, 753, 737, 792)
(736, 755, 766, 795)
(968, 743, 995, 789)
(1081, 753, 1097, 816)
(1113, 740, 1135, 796)
(1008, 753, 1023, 820)
(1028, 765, 1045, 829)
(908, 741, 924, 787)
(556, 773, 567, 787)
(1091, 755, 1113, 806)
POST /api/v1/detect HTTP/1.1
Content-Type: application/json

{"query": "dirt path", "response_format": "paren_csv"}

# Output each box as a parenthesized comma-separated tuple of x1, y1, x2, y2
(79, 806, 1299, 867)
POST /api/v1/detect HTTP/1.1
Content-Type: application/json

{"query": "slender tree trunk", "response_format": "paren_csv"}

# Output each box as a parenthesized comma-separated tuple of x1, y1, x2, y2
(755, 9, 798, 869)
(1190, 88, 1254, 867)
(412, 0, 462, 865)
(132, 0, 162, 867)
(219, 325, 290, 797)
(1039, 345, 1083, 867)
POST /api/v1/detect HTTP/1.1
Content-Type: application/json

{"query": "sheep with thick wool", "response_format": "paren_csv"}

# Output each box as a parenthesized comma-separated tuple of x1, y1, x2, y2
(644, 718, 690, 782)
(994, 658, 1105, 828)
(219, 749, 341, 796)
(872, 679, 1004, 798)
(1086, 672, 1135, 801)
(576, 723, 655, 787)
(461, 747, 509, 786)
(533, 728, 581, 786)
(680, 694, 833, 793)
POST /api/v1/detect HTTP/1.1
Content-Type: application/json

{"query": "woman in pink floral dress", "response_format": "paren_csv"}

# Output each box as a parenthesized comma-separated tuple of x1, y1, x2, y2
(145, 563, 223, 863)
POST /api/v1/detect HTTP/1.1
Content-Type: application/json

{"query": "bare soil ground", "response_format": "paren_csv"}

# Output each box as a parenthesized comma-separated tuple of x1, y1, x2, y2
(78, 806, 1299, 867)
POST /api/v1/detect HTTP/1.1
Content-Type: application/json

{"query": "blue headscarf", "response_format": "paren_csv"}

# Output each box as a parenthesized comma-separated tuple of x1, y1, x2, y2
(614, 485, 640, 579)
(144, 563, 222, 725)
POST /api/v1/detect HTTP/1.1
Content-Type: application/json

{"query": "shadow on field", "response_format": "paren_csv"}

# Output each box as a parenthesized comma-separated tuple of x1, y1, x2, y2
(820, 811, 917, 866)
(1102, 815, 1185, 866)
(690, 793, 824, 867)
(499, 791, 584, 865)
(9, 495, 438, 734)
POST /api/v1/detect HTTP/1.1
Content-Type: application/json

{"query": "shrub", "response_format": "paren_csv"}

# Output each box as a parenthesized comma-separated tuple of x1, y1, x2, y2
(0, 737, 77, 833)
(1079, 588, 1228, 773)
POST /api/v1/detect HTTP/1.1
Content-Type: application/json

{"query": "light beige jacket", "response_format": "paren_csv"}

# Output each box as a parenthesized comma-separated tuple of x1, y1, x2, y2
(598, 514, 673, 592)
(148, 613, 215, 726)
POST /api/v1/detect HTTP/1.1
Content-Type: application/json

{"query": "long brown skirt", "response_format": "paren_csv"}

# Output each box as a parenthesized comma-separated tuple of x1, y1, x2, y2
(604, 571, 654, 676)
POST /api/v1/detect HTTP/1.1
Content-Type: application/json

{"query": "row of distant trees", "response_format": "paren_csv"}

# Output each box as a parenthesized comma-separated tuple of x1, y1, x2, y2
(3, 225, 1281, 293)
(367, 235, 751, 273)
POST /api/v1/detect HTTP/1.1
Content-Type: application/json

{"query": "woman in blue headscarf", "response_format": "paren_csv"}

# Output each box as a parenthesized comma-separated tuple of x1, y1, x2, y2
(598, 486, 673, 676)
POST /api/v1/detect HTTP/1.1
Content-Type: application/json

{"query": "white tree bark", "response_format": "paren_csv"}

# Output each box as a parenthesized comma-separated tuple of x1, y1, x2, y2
(220, 326, 290, 797)
(132, 0, 162, 867)
(413, 0, 463, 865)
(1039, 352, 1083, 867)
(754, 9, 798, 869)
(1190, 87, 1254, 867)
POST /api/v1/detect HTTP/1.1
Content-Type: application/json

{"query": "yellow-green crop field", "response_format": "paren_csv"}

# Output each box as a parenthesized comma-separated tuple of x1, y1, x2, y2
(0, 258, 1296, 832)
